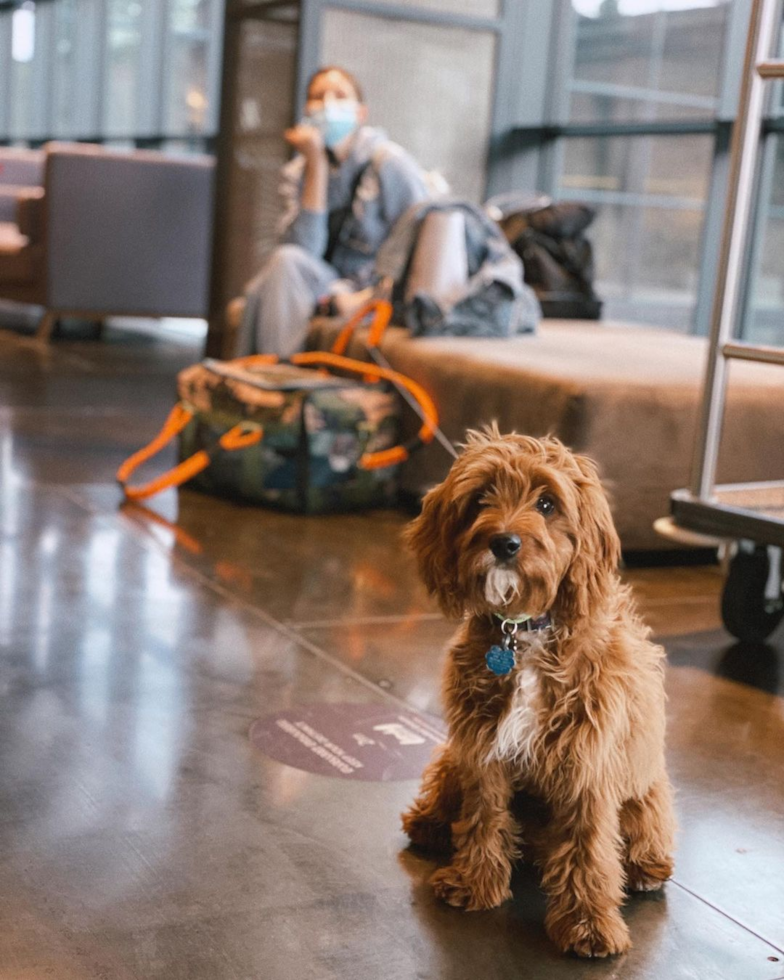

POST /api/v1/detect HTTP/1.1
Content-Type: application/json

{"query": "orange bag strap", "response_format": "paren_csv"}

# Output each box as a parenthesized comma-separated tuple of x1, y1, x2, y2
(330, 299, 393, 357)
(116, 403, 263, 501)
(290, 350, 439, 469)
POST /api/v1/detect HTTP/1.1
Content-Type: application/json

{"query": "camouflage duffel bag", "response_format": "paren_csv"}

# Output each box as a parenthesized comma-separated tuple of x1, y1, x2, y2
(117, 303, 439, 514)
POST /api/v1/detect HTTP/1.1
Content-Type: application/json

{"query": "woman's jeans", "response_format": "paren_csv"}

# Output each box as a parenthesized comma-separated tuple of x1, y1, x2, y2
(236, 244, 339, 357)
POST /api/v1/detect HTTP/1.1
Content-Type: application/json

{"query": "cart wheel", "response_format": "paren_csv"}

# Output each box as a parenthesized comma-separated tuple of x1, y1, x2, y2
(721, 546, 784, 642)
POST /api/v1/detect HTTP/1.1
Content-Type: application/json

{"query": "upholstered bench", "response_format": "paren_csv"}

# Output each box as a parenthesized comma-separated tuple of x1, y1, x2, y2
(306, 318, 784, 551)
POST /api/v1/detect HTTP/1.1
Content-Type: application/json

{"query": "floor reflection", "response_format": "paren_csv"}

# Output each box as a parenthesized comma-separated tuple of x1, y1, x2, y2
(667, 628, 784, 696)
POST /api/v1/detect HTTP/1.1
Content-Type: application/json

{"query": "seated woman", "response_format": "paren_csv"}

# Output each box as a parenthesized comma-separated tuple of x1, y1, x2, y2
(236, 66, 430, 357)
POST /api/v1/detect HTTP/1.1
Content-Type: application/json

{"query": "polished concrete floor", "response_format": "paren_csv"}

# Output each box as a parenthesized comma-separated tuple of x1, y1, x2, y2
(1, 322, 783, 979)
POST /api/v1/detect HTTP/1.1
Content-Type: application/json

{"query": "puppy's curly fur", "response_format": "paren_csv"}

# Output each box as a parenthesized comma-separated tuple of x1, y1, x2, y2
(402, 428, 675, 958)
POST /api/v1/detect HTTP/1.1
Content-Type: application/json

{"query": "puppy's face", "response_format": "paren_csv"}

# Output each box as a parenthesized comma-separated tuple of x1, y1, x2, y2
(406, 430, 620, 622)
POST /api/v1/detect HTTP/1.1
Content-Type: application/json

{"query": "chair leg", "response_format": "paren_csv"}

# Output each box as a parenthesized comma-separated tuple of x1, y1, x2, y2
(35, 311, 59, 344)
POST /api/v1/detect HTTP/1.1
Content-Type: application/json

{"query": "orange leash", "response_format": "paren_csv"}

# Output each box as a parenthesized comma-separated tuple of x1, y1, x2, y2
(116, 404, 262, 501)
(290, 350, 439, 468)
(328, 299, 454, 463)
(330, 299, 392, 357)
(116, 404, 194, 489)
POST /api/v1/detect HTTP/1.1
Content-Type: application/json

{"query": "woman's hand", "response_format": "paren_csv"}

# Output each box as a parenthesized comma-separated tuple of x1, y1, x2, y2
(284, 124, 324, 162)
(285, 124, 328, 212)
(330, 287, 375, 317)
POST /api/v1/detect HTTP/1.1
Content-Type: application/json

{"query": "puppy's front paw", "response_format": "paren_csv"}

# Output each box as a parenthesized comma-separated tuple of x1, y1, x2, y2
(430, 865, 511, 911)
(402, 808, 452, 853)
(546, 908, 631, 958)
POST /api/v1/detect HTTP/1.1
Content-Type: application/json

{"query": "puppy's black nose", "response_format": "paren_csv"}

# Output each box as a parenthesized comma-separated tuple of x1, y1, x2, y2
(490, 533, 522, 561)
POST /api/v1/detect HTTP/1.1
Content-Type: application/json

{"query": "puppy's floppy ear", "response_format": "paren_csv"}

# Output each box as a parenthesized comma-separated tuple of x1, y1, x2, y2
(405, 475, 466, 620)
(574, 453, 621, 570)
(555, 453, 621, 623)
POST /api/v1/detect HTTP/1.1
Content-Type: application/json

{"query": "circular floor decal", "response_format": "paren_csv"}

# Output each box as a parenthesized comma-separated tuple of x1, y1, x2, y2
(249, 703, 446, 781)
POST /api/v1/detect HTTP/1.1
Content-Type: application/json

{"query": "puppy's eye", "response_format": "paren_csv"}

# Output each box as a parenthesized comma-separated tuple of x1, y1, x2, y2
(535, 494, 556, 517)
(464, 490, 488, 523)
(468, 490, 488, 510)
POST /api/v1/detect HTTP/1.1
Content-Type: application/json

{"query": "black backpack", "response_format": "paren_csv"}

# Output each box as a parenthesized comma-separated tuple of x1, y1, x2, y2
(487, 194, 603, 320)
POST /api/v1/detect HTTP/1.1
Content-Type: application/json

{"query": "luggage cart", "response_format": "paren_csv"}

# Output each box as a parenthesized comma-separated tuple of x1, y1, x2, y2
(666, 0, 784, 642)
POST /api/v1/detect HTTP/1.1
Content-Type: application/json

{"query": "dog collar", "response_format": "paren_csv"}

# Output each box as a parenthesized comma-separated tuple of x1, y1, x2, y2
(485, 613, 552, 676)
(492, 611, 552, 632)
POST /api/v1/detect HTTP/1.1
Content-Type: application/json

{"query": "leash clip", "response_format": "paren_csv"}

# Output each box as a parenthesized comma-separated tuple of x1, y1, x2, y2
(500, 618, 520, 650)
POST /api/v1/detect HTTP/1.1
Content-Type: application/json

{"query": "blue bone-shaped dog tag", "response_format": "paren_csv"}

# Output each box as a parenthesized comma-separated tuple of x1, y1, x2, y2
(485, 644, 515, 676)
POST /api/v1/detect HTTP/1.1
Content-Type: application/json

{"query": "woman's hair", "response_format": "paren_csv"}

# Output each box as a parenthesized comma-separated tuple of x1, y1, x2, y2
(306, 66, 365, 103)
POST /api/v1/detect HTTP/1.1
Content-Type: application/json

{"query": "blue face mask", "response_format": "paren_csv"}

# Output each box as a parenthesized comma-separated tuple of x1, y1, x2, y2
(307, 100, 360, 149)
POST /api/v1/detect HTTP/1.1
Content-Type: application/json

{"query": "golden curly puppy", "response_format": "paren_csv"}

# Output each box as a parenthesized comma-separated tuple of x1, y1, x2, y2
(402, 428, 674, 958)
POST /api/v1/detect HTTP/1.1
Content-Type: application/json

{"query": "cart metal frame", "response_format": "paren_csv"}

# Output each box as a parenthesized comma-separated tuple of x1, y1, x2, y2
(668, 0, 784, 639)
(671, 0, 784, 539)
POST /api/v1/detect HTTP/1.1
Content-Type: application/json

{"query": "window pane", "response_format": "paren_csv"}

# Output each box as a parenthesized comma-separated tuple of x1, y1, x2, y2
(52, 0, 78, 137)
(746, 134, 784, 345)
(9, 2, 36, 138)
(0, 11, 11, 138)
(772, 18, 784, 116)
(321, 9, 496, 202)
(569, 1, 732, 123)
(104, 0, 144, 137)
(558, 134, 713, 329)
(163, 0, 213, 137)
